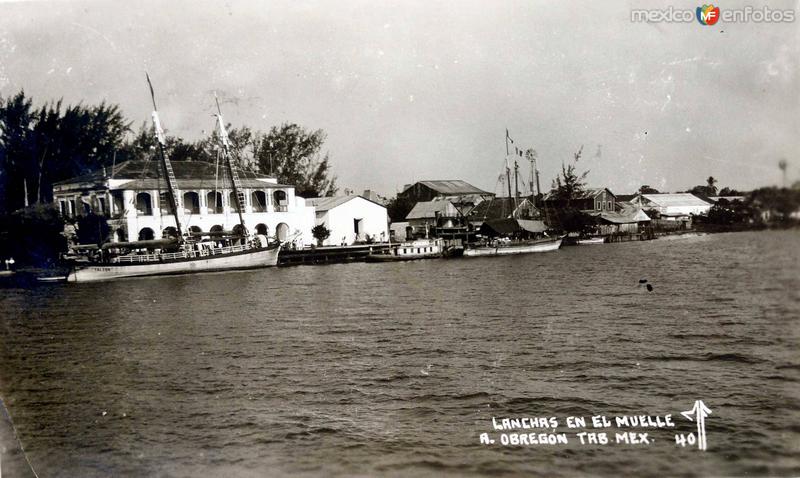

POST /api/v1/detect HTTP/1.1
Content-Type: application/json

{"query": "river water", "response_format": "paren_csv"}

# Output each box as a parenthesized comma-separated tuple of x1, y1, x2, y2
(0, 230, 798, 477)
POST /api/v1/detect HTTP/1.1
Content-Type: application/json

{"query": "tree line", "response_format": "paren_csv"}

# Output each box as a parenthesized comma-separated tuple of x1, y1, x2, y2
(0, 90, 338, 215)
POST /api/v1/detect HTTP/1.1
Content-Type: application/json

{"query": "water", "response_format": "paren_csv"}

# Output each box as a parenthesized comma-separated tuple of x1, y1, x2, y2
(1, 230, 798, 477)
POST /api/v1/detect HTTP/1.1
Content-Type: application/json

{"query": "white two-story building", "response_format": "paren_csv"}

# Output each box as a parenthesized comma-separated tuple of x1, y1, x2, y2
(52, 160, 315, 246)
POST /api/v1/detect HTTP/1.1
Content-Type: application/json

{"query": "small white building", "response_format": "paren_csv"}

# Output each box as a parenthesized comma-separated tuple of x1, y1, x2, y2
(307, 195, 389, 246)
(631, 193, 713, 220)
(52, 160, 316, 245)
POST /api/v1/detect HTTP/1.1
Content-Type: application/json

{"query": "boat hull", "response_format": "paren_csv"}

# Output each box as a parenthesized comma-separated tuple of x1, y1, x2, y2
(67, 245, 280, 282)
(365, 239, 443, 262)
(463, 238, 562, 257)
(577, 237, 606, 245)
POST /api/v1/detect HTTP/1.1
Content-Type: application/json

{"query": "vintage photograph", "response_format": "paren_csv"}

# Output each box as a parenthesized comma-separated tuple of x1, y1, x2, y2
(0, 0, 798, 476)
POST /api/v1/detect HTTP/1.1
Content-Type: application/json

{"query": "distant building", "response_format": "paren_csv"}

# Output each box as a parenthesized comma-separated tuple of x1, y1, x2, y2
(404, 199, 461, 237)
(631, 193, 713, 220)
(397, 180, 492, 204)
(542, 188, 617, 213)
(52, 160, 316, 245)
(307, 195, 388, 245)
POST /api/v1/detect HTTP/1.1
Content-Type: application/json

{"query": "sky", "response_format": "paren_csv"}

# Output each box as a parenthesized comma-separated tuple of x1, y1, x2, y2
(0, 0, 798, 197)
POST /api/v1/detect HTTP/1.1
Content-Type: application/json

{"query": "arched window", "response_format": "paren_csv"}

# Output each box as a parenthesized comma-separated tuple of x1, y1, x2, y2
(189, 226, 203, 237)
(273, 190, 287, 212)
(232, 224, 246, 236)
(276, 222, 290, 241)
(251, 190, 267, 212)
(206, 191, 223, 214)
(229, 192, 242, 213)
(183, 192, 200, 214)
(210, 225, 224, 233)
(162, 226, 178, 239)
(136, 192, 152, 216)
(255, 223, 268, 236)
(138, 227, 155, 241)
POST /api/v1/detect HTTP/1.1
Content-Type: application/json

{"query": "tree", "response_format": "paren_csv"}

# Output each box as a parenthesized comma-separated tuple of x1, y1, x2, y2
(311, 224, 331, 246)
(0, 90, 130, 212)
(689, 176, 719, 197)
(718, 186, 743, 196)
(546, 146, 594, 234)
(550, 146, 588, 204)
(386, 196, 415, 222)
(639, 185, 660, 194)
(254, 123, 337, 198)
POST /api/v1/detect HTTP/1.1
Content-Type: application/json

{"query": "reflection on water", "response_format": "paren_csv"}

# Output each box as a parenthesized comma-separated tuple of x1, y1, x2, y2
(1, 230, 799, 477)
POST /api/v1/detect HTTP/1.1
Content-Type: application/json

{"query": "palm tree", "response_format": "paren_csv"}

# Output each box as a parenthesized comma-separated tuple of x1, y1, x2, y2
(778, 159, 787, 188)
(706, 176, 718, 195)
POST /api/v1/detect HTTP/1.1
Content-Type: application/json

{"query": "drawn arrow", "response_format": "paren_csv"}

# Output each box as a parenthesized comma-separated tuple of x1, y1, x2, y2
(681, 400, 712, 451)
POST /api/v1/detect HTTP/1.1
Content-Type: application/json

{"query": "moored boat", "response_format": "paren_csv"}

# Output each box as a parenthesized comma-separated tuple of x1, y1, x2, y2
(577, 236, 606, 245)
(65, 77, 280, 282)
(463, 236, 562, 257)
(366, 238, 444, 262)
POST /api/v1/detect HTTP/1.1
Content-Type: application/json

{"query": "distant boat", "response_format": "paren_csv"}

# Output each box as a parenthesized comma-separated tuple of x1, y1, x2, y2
(463, 236, 563, 257)
(366, 239, 444, 262)
(65, 77, 280, 282)
(577, 236, 606, 245)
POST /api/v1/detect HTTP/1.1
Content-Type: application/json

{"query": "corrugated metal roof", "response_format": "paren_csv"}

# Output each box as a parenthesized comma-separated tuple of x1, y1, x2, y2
(405, 200, 459, 219)
(592, 210, 650, 224)
(640, 193, 713, 207)
(543, 187, 614, 201)
(408, 180, 490, 196)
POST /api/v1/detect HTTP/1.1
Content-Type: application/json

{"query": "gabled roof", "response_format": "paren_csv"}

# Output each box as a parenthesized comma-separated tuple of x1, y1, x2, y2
(405, 200, 459, 219)
(638, 193, 713, 207)
(591, 209, 650, 224)
(543, 187, 615, 201)
(307, 195, 386, 212)
(403, 180, 491, 196)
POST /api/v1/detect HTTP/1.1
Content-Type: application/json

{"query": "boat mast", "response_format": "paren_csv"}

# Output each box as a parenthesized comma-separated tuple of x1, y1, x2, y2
(146, 73, 184, 241)
(214, 93, 248, 237)
(504, 130, 513, 214)
(513, 161, 520, 218)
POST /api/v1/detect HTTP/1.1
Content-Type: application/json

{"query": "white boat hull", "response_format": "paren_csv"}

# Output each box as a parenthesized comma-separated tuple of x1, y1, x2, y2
(67, 246, 280, 282)
(577, 237, 606, 245)
(463, 238, 562, 257)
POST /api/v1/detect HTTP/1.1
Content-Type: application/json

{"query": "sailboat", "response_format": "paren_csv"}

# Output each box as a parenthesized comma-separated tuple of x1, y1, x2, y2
(66, 76, 280, 282)
(463, 130, 563, 257)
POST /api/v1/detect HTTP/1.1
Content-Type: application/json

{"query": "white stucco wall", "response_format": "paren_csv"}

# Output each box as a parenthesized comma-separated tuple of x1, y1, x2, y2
(315, 197, 388, 245)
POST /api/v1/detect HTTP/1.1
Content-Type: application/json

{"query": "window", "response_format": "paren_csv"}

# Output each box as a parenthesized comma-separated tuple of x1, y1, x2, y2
(251, 191, 267, 213)
(607, 201, 612, 210)
(229, 191, 242, 213)
(59, 200, 67, 216)
(138, 227, 155, 241)
(183, 192, 200, 215)
(206, 191, 223, 214)
(273, 190, 287, 212)
(135, 192, 152, 216)
(97, 197, 107, 215)
(595, 201, 601, 211)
